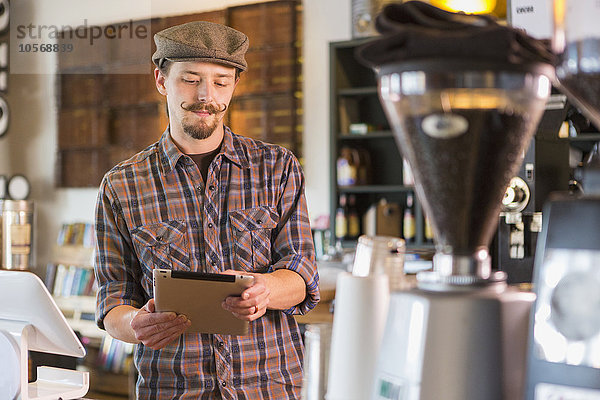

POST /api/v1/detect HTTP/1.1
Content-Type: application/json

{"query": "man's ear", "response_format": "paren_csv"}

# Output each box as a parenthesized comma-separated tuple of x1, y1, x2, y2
(155, 68, 168, 96)
(231, 77, 240, 94)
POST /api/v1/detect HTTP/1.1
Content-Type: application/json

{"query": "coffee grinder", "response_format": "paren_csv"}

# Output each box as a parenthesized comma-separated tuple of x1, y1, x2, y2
(524, 0, 600, 398)
(355, 2, 554, 399)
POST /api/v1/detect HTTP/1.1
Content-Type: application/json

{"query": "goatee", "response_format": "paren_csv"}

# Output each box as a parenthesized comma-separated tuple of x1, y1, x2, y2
(180, 101, 227, 140)
(182, 119, 218, 140)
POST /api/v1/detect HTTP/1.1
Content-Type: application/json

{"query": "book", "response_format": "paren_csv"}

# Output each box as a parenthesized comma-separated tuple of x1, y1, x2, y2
(45, 263, 57, 293)
(53, 264, 67, 297)
(62, 265, 78, 297)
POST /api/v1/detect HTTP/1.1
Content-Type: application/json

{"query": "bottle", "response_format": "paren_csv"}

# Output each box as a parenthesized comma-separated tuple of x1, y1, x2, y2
(337, 147, 359, 186)
(356, 148, 371, 185)
(403, 193, 416, 244)
(347, 194, 360, 240)
(424, 214, 434, 244)
(335, 194, 348, 241)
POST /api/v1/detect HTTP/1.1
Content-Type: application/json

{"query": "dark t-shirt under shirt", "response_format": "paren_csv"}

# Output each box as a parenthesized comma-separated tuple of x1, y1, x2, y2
(188, 145, 221, 183)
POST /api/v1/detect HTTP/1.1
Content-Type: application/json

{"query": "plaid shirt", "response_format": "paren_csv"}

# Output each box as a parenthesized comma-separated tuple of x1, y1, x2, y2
(95, 126, 319, 399)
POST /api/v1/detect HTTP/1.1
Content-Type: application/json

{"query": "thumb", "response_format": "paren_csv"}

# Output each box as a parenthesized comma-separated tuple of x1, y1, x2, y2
(221, 269, 241, 276)
(145, 298, 156, 313)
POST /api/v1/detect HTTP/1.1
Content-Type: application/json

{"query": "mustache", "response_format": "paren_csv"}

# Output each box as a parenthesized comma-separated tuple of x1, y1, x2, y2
(181, 102, 227, 114)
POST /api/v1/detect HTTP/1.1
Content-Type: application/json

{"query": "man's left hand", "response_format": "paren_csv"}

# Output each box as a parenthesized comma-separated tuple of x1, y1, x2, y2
(221, 270, 270, 321)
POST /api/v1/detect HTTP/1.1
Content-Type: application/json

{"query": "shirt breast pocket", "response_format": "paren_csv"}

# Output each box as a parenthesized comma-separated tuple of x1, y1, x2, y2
(131, 220, 191, 275)
(229, 206, 277, 272)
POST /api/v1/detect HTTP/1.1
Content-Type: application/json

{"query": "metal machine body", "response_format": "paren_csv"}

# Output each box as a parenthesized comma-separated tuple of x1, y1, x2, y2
(525, 193, 600, 399)
(373, 285, 534, 400)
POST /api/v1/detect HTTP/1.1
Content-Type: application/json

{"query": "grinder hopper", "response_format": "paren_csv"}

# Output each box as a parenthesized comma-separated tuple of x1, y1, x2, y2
(378, 62, 551, 288)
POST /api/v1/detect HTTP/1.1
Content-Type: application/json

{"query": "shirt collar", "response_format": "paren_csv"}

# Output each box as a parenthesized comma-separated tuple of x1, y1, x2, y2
(158, 127, 185, 173)
(220, 126, 250, 169)
(158, 126, 250, 173)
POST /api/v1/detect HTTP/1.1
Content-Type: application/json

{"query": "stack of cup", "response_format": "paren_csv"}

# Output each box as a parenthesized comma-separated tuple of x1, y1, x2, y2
(326, 235, 405, 400)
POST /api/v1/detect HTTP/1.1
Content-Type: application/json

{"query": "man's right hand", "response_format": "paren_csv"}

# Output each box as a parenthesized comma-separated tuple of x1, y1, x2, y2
(130, 299, 191, 349)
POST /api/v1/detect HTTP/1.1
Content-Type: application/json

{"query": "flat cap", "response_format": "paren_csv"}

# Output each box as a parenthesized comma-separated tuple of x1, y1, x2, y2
(152, 21, 249, 71)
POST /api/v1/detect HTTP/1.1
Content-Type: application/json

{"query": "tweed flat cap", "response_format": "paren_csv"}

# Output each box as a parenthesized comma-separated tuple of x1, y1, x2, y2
(152, 21, 249, 71)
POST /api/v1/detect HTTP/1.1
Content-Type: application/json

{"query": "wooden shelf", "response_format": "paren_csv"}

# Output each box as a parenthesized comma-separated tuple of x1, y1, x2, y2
(567, 133, 600, 142)
(338, 185, 412, 193)
(54, 295, 104, 340)
(55, 295, 96, 312)
(53, 245, 94, 267)
(338, 86, 378, 96)
(338, 130, 393, 139)
(338, 238, 435, 250)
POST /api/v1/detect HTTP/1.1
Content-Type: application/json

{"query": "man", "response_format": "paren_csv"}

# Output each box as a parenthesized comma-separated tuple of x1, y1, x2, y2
(94, 21, 319, 399)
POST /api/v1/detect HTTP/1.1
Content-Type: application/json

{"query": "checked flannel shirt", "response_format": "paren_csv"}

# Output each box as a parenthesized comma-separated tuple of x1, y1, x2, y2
(94, 126, 320, 399)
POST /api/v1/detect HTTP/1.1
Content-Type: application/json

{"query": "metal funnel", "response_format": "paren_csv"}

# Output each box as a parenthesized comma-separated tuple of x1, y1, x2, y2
(377, 61, 552, 290)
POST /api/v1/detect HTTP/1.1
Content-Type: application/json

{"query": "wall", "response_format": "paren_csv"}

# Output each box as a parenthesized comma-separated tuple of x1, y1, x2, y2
(0, 0, 351, 270)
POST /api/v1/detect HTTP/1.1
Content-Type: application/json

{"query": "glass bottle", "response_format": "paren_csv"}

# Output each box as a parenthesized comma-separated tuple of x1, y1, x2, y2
(347, 194, 361, 240)
(337, 147, 359, 186)
(424, 215, 434, 244)
(335, 194, 348, 241)
(403, 193, 416, 244)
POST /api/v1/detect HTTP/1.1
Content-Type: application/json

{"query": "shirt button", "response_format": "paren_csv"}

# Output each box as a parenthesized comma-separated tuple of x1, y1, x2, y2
(221, 381, 227, 387)
(208, 223, 214, 229)
(209, 185, 215, 191)
(256, 219, 262, 225)
(218, 342, 224, 348)
(196, 185, 202, 191)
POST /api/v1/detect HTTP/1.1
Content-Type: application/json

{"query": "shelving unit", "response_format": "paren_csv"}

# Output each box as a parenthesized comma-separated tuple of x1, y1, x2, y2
(565, 132, 600, 156)
(329, 38, 432, 248)
(51, 244, 105, 345)
(49, 229, 133, 399)
(54, 295, 102, 341)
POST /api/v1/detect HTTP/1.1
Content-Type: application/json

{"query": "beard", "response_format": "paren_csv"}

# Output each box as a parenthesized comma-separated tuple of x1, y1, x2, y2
(180, 101, 228, 140)
(182, 116, 219, 140)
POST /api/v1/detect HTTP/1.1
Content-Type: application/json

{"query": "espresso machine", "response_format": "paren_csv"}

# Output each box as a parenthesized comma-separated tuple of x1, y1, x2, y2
(493, 96, 570, 284)
(355, 2, 555, 399)
(525, 0, 600, 398)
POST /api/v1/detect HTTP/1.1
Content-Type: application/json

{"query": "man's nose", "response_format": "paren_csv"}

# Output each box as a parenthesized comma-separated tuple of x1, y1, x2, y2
(195, 80, 213, 102)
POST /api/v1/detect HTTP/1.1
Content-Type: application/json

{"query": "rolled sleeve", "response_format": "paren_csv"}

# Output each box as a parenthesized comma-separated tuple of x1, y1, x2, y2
(272, 154, 320, 315)
(273, 254, 320, 315)
(94, 176, 145, 329)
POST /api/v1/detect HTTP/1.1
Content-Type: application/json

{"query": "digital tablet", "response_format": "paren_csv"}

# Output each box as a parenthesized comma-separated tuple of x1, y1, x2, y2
(152, 269, 255, 335)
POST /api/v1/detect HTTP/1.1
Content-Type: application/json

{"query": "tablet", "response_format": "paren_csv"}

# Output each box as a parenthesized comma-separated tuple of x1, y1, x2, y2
(152, 269, 255, 335)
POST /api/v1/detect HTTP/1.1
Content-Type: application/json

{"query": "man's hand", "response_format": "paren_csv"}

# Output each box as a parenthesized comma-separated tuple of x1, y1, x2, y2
(221, 270, 271, 321)
(130, 299, 191, 349)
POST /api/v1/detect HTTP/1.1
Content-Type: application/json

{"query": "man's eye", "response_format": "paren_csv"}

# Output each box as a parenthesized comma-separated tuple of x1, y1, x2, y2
(215, 82, 227, 87)
(183, 79, 197, 84)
